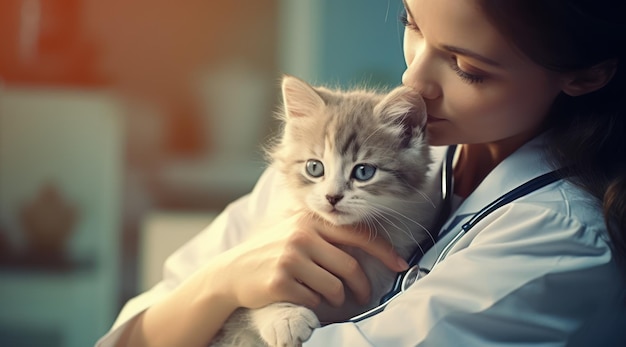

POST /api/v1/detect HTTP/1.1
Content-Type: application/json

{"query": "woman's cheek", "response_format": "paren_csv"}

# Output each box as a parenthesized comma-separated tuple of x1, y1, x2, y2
(448, 88, 522, 139)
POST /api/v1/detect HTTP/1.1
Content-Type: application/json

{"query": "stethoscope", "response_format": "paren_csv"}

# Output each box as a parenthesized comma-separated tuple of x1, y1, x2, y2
(348, 145, 567, 323)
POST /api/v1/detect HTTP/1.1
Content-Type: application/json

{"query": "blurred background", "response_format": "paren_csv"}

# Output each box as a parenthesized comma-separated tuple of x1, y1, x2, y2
(0, 0, 406, 345)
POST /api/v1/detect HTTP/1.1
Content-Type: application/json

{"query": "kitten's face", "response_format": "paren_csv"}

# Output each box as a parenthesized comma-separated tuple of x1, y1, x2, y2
(299, 145, 415, 226)
(271, 76, 430, 226)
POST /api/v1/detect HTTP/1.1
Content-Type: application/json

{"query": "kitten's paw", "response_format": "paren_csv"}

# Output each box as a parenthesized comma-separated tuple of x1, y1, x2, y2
(253, 303, 320, 347)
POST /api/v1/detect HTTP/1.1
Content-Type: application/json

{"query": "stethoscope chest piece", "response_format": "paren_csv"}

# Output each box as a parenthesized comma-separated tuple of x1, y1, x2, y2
(401, 265, 422, 292)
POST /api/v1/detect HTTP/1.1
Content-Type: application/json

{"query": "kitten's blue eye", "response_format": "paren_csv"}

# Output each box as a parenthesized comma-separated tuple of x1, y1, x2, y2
(352, 164, 376, 181)
(305, 159, 324, 178)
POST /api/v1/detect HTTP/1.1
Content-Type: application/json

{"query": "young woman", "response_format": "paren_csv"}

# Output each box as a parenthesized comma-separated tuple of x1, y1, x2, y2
(98, 0, 626, 345)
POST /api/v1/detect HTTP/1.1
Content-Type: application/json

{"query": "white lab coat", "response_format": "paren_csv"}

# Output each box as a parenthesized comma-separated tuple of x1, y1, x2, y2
(97, 136, 626, 346)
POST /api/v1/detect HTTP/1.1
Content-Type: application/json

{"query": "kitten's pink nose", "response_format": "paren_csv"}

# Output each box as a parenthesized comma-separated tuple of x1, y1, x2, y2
(326, 194, 344, 206)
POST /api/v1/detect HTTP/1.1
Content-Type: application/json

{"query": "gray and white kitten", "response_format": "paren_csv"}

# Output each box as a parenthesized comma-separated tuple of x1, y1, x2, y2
(211, 76, 435, 347)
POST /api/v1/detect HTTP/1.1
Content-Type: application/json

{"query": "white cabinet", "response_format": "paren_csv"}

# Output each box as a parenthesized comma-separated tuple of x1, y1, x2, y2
(0, 88, 124, 347)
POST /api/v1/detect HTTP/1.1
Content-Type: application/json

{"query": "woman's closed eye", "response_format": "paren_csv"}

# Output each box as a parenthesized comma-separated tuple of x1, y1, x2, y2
(401, 8, 488, 85)
(449, 56, 485, 84)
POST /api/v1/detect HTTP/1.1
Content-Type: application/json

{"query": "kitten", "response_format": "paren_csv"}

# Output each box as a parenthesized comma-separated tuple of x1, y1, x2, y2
(211, 75, 435, 347)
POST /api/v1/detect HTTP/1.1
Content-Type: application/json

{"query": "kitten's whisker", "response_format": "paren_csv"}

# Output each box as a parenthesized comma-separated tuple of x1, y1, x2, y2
(369, 208, 405, 232)
(393, 180, 436, 209)
(368, 209, 413, 249)
(372, 208, 429, 258)
(354, 202, 430, 247)
(414, 188, 436, 209)
(370, 203, 437, 250)
(358, 210, 388, 245)
(370, 202, 430, 229)
(364, 213, 381, 242)
(365, 213, 395, 249)
(368, 190, 435, 209)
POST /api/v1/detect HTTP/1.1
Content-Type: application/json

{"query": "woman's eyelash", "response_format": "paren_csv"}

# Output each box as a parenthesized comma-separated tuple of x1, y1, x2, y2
(449, 57, 485, 84)
(399, 10, 409, 26)
(399, 10, 419, 31)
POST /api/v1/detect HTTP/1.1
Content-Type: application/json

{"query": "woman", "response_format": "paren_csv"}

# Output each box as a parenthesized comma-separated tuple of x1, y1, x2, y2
(98, 0, 626, 345)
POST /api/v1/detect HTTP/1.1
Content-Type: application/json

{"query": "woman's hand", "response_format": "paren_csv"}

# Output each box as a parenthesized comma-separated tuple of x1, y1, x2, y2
(215, 213, 410, 311)
(117, 213, 409, 347)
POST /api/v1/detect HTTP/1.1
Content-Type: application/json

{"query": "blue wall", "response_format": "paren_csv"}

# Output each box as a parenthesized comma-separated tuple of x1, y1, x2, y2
(316, 0, 406, 89)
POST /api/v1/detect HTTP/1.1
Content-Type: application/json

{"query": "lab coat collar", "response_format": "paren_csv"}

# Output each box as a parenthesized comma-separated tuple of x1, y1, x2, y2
(442, 134, 555, 230)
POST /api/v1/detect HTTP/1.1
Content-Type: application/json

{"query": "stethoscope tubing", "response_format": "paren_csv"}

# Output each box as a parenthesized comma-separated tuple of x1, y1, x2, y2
(348, 145, 567, 323)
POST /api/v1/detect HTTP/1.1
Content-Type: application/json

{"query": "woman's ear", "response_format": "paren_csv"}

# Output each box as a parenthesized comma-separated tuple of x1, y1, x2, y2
(560, 59, 618, 96)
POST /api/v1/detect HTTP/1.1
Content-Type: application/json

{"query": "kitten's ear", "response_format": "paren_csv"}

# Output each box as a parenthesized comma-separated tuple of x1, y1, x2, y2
(281, 75, 325, 118)
(374, 86, 427, 131)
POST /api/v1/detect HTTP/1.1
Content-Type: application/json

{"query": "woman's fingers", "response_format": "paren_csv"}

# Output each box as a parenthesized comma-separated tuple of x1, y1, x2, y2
(306, 240, 372, 305)
(281, 228, 353, 307)
(281, 279, 322, 309)
(316, 222, 410, 273)
(285, 217, 409, 306)
(291, 258, 347, 307)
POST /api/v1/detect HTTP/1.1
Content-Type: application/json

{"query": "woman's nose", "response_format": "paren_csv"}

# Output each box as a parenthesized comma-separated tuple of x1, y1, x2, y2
(402, 50, 441, 100)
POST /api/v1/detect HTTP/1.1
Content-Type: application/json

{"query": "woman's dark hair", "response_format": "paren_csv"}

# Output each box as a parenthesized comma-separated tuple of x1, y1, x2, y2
(479, 0, 626, 266)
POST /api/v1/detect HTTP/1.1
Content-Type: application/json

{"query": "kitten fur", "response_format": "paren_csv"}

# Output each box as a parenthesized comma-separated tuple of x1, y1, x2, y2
(211, 75, 435, 347)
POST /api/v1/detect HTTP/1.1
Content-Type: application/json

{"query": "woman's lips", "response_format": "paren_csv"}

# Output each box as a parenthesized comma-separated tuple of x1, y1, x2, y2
(427, 114, 446, 123)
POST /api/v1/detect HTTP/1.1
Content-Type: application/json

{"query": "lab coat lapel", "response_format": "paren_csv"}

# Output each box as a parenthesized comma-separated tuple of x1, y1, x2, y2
(442, 134, 554, 232)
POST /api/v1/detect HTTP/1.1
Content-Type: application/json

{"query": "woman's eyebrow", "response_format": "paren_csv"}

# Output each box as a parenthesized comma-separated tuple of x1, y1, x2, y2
(443, 45, 502, 67)
(402, 0, 502, 68)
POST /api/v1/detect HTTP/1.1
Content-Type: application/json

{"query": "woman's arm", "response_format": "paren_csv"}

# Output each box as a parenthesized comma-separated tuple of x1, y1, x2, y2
(97, 168, 286, 346)
(115, 259, 237, 347)
(111, 213, 409, 347)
